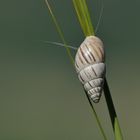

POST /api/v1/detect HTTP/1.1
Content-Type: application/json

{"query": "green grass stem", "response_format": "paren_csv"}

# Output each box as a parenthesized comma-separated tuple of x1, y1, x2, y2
(73, 0, 94, 36)
(84, 89, 108, 140)
(45, 0, 74, 65)
(72, 0, 87, 36)
(81, 0, 94, 35)
(104, 79, 123, 140)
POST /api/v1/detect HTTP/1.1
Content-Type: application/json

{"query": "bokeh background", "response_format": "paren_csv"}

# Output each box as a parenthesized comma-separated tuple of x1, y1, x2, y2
(0, 0, 140, 140)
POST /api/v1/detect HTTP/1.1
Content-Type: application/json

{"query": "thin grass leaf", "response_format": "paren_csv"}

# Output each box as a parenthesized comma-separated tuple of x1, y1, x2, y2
(81, 0, 94, 35)
(45, 0, 74, 65)
(73, 0, 95, 36)
(84, 89, 108, 140)
(78, 1, 91, 35)
(104, 79, 123, 140)
(72, 0, 87, 36)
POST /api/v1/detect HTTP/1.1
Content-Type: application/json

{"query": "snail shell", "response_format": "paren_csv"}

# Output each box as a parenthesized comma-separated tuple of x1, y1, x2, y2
(75, 35, 105, 103)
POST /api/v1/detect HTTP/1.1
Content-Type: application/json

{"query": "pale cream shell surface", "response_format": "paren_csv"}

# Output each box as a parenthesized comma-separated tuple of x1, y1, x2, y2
(75, 35, 105, 73)
(75, 35, 106, 103)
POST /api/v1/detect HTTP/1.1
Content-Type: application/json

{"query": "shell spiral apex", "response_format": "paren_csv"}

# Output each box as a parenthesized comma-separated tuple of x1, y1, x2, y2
(75, 35, 106, 103)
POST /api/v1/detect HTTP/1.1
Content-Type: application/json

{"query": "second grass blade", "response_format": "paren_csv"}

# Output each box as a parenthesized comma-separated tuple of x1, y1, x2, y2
(45, 0, 74, 65)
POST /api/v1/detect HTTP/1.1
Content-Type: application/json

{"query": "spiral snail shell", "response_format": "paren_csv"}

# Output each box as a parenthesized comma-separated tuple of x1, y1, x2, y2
(75, 35, 105, 103)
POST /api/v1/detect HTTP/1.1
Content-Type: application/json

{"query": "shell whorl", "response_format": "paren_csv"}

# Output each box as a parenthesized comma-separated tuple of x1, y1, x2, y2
(75, 36, 105, 103)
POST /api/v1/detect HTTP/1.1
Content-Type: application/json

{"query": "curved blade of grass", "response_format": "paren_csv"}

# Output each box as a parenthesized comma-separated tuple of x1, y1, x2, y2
(73, 0, 94, 36)
(84, 89, 108, 140)
(81, 0, 94, 35)
(45, 0, 74, 65)
(45, 1, 107, 140)
(78, 1, 91, 35)
(72, 0, 87, 36)
(72, 0, 123, 140)
(104, 79, 123, 140)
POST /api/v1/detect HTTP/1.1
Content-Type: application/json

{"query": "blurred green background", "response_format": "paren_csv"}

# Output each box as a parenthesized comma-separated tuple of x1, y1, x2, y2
(0, 0, 140, 140)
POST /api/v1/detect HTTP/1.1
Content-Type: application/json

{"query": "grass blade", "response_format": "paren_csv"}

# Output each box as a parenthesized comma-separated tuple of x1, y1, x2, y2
(104, 79, 123, 140)
(73, 0, 95, 36)
(72, 0, 87, 36)
(45, 0, 74, 65)
(84, 89, 108, 140)
(81, 0, 94, 35)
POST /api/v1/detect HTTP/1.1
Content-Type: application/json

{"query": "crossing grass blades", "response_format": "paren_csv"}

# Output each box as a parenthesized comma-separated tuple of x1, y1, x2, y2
(45, 0, 124, 140)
